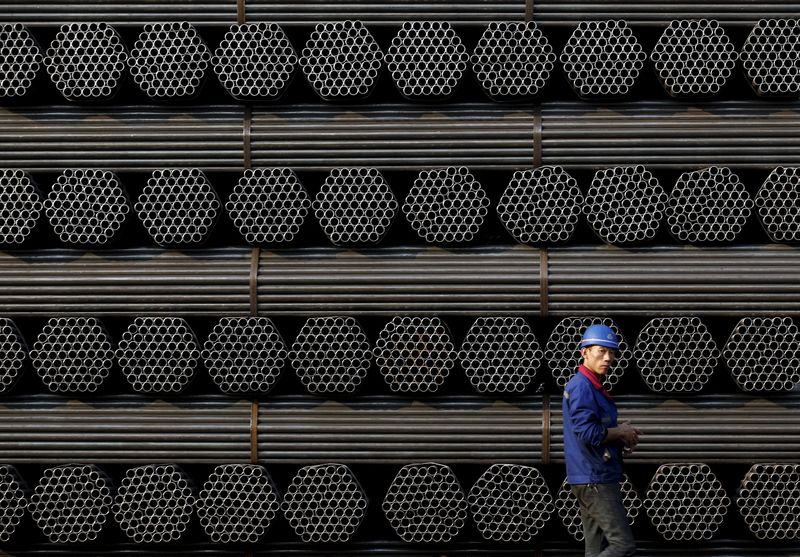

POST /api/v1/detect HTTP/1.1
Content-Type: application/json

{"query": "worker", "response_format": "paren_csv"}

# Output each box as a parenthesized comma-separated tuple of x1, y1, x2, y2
(562, 324, 641, 557)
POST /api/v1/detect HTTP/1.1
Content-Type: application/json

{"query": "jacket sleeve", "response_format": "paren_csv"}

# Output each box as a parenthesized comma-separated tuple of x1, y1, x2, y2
(566, 385, 607, 447)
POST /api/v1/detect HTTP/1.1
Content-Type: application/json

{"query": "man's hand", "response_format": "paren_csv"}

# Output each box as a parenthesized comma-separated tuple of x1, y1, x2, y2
(605, 421, 642, 448)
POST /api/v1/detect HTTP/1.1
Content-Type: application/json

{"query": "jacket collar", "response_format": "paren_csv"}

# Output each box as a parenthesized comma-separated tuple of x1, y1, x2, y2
(578, 364, 614, 401)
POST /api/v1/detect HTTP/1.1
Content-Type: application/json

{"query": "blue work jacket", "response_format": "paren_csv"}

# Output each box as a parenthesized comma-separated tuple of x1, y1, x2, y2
(562, 368, 623, 484)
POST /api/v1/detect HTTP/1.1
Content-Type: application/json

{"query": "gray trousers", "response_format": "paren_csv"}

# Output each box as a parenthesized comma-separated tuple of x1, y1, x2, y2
(572, 483, 636, 557)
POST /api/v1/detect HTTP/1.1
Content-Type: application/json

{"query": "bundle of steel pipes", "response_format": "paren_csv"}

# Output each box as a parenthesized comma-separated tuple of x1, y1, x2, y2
(741, 19, 800, 96)
(643, 463, 731, 541)
(385, 21, 469, 99)
(212, 23, 297, 101)
(0, 318, 27, 394)
(403, 166, 489, 244)
(43, 169, 130, 246)
(115, 316, 200, 393)
(7, 165, 800, 248)
(112, 464, 196, 544)
(468, 464, 554, 542)
(30, 317, 114, 394)
(226, 168, 309, 245)
(560, 20, 646, 98)
(43, 23, 127, 101)
(288, 316, 372, 394)
(0, 169, 41, 244)
(281, 463, 368, 543)
(312, 168, 398, 246)
(666, 166, 753, 243)
(583, 165, 667, 245)
(458, 316, 543, 394)
(374, 316, 457, 393)
(0, 465, 27, 542)
(633, 316, 719, 393)
(300, 20, 383, 100)
(201, 317, 287, 394)
(0, 23, 41, 98)
(197, 464, 280, 544)
(471, 22, 555, 99)
(128, 22, 210, 99)
(650, 19, 738, 97)
(28, 464, 113, 544)
(382, 462, 468, 543)
(497, 166, 583, 245)
(134, 169, 221, 247)
(723, 316, 800, 392)
(736, 463, 800, 540)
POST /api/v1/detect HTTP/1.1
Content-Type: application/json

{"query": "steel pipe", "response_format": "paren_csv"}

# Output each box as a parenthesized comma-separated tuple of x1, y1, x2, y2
(0, 396, 251, 463)
(532, 2, 800, 26)
(244, 2, 527, 25)
(2, 246, 800, 316)
(4, 2, 237, 25)
(552, 395, 800, 463)
(0, 248, 250, 316)
(250, 104, 536, 171)
(0, 106, 244, 171)
(3, 102, 798, 171)
(258, 396, 543, 464)
(541, 101, 800, 168)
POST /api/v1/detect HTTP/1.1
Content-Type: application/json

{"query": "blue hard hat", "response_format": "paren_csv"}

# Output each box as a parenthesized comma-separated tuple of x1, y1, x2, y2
(579, 324, 620, 350)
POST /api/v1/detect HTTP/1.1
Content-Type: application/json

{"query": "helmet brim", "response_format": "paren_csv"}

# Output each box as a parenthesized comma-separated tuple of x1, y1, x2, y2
(579, 339, 620, 350)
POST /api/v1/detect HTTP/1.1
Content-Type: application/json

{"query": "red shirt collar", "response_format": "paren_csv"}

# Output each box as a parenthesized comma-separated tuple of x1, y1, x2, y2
(578, 364, 614, 401)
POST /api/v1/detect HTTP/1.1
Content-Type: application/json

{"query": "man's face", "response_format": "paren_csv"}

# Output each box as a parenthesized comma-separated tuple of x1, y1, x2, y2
(581, 345, 616, 375)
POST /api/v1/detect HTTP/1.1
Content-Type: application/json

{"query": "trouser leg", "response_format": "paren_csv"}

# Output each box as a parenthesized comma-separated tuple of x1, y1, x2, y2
(572, 483, 636, 557)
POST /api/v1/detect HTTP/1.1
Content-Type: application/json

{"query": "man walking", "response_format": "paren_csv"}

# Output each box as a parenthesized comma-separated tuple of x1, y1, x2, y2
(562, 324, 641, 557)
